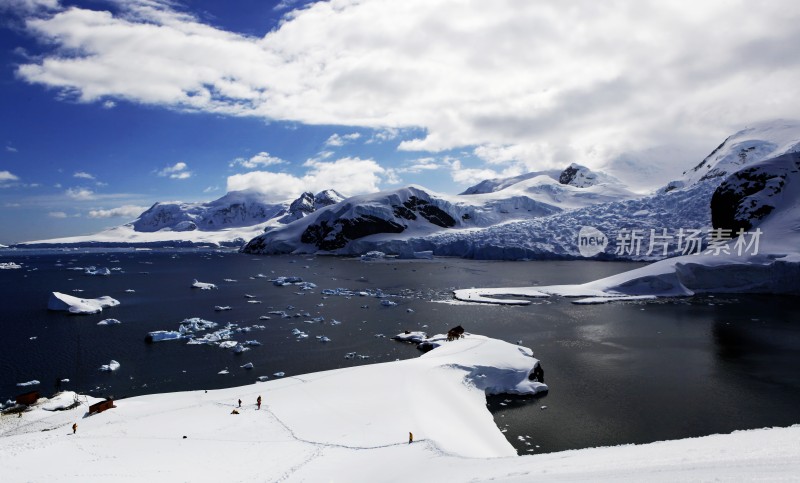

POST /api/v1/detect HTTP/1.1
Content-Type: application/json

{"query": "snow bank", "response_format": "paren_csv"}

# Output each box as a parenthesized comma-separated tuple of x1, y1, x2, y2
(0, 332, 798, 482)
(47, 292, 120, 314)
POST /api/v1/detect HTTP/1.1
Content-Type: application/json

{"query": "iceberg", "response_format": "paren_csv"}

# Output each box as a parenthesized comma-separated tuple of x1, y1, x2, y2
(191, 279, 217, 290)
(97, 318, 122, 326)
(0, 262, 22, 269)
(146, 330, 186, 343)
(16, 380, 40, 387)
(99, 360, 120, 372)
(84, 266, 111, 276)
(47, 292, 120, 315)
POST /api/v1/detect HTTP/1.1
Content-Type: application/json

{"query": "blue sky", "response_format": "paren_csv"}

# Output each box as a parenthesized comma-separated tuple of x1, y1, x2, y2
(1, 0, 799, 244)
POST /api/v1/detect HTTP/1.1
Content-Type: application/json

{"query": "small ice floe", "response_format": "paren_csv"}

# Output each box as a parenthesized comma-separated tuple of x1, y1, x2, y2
(97, 318, 122, 326)
(259, 316, 271, 320)
(330, 319, 342, 325)
(240, 362, 254, 370)
(316, 336, 331, 343)
(380, 299, 397, 307)
(124, 289, 136, 293)
(406, 308, 414, 313)
(30, 336, 38, 340)
(540, 405, 548, 410)
(17, 380, 40, 387)
(316, 303, 324, 307)
(214, 306, 232, 311)
(146, 330, 186, 342)
(99, 360, 120, 372)
(224, 279, 238, 282)
(232, 344, 250, 354)
(48, 292, 120, 315)
(219, 341, 239, 349)
(361, 305, 369, 309)
(247, 300, 262, 304)
(218, 369, 229, 375)
(191, 279, 217, 290)
(84, 266, 111, 276)
(244, 340, 261, 346)
(291, 328, 309, 339)
(360, 251, 386, 261)
(272, 276, 303, 286)
(255, 273, 268, 278)
(0, 262, 22, 270)
(273, 372, 285, 377)
(257, 375, 269, 382)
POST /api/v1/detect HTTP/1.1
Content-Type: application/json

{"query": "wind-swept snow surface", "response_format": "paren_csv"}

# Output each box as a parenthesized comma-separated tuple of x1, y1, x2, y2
(1, 333, 797, 482)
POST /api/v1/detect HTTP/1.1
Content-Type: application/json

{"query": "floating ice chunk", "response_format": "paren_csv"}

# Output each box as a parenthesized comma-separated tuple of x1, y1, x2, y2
(219, 341, 238, 349)
(407, 308, 415, 313)
(272, 276, 303, 286)
(240, 362, 254, 370)
(97, 318, 122, 326)
(572, 295, 657, 305)
(17, 380, 40, 387)
(214, 306, 232, 311)
(247, 300, 262, 304)
(29, 336, 37, 340)
(273, 372, 285, 377)
(244, 340, 261, 346)
(124, 289, 135, 293)
(191, 279, 217, 290)
(48, 292, 120, 315)
(244, 294, 256, 298)
(224, 279, 238, 282)
(0, 262, 22, 269)
(99, 360, 120, 372)
(232, 344, 250, 353)
(259, 316, 271, 320)
(316, 336, 331, 343)
(380, 299, 397, 307)
(84, 266, 111, 276)
(360, 251, 386, 261)
(218, 369, 229, 375)
(178, 318, 218, 334)
(257, 375, 269, 382)
(146, 330, 186, 342)
(330, 319, 342, 325)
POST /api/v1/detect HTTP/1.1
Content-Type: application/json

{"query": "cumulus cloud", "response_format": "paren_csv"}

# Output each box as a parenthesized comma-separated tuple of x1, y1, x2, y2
(48, 211, 67, 218)
(230, 152, 286, 169)
(88, 205, 147, 218)
(227, 157, 385, 201)
(65, 187, 94, 200)
(157, 162, 192, 179)
(324, 132, 361, 147)
(13, 0, 800, 188)
(0, 170, 20, 185)
(73, 171, 95, 180)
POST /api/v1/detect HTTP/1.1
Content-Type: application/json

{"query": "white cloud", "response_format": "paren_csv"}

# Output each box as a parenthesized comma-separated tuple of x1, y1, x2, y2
(0, 170, 20, 183)
(4, 202, 21, 208)
(73, 171, 95, 180)
(5, 146, 18, 153)
(88, 205, 147, 218)
(227, 157, 385, 201)
(157, 162, 192, 179)
(0, 0, 59, 14)
(324, 132, 361, 147)
(203, 185, 219, 193)
(14, 1, 800, 188)
(230, 151, 286, 169)
(102, 100, 116, 109)
(65, 187, 95, 200)
(48, 211, 67, 218)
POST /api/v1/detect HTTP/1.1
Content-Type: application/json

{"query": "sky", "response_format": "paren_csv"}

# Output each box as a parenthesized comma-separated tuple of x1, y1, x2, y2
(1, 0, 799, 244)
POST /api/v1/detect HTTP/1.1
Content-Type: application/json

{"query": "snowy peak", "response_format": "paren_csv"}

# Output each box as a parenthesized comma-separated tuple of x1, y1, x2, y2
(460, 169, 562, 195)
(314, 189, 346, 208)
(558, 163, 619, 188)
(681, 119, 800, 187)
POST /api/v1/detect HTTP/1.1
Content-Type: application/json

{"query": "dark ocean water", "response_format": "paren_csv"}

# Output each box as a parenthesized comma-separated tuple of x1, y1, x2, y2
(1, 248, 799, 454)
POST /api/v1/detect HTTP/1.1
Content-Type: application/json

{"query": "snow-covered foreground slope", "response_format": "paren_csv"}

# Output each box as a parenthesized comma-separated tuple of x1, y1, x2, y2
(19, 189, 345, 248)
(2, 334, 798, 482)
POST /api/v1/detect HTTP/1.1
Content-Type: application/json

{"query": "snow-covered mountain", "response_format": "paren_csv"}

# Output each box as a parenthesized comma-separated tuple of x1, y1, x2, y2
(242, 120, 800, 259)
(20, 189, 345, 247)
(242, 165, 636, 255)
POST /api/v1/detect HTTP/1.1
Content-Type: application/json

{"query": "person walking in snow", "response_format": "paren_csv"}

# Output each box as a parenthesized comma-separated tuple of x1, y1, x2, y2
(72, 423, 77, 434)
(408, 432, 413, 444)
(238, 398, 242, 408)
(257, 395, 262, 410)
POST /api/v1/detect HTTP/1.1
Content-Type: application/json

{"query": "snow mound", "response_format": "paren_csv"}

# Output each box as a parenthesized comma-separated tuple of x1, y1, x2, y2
(191, 279, 217, 290)
(47, 292, 120, 314)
